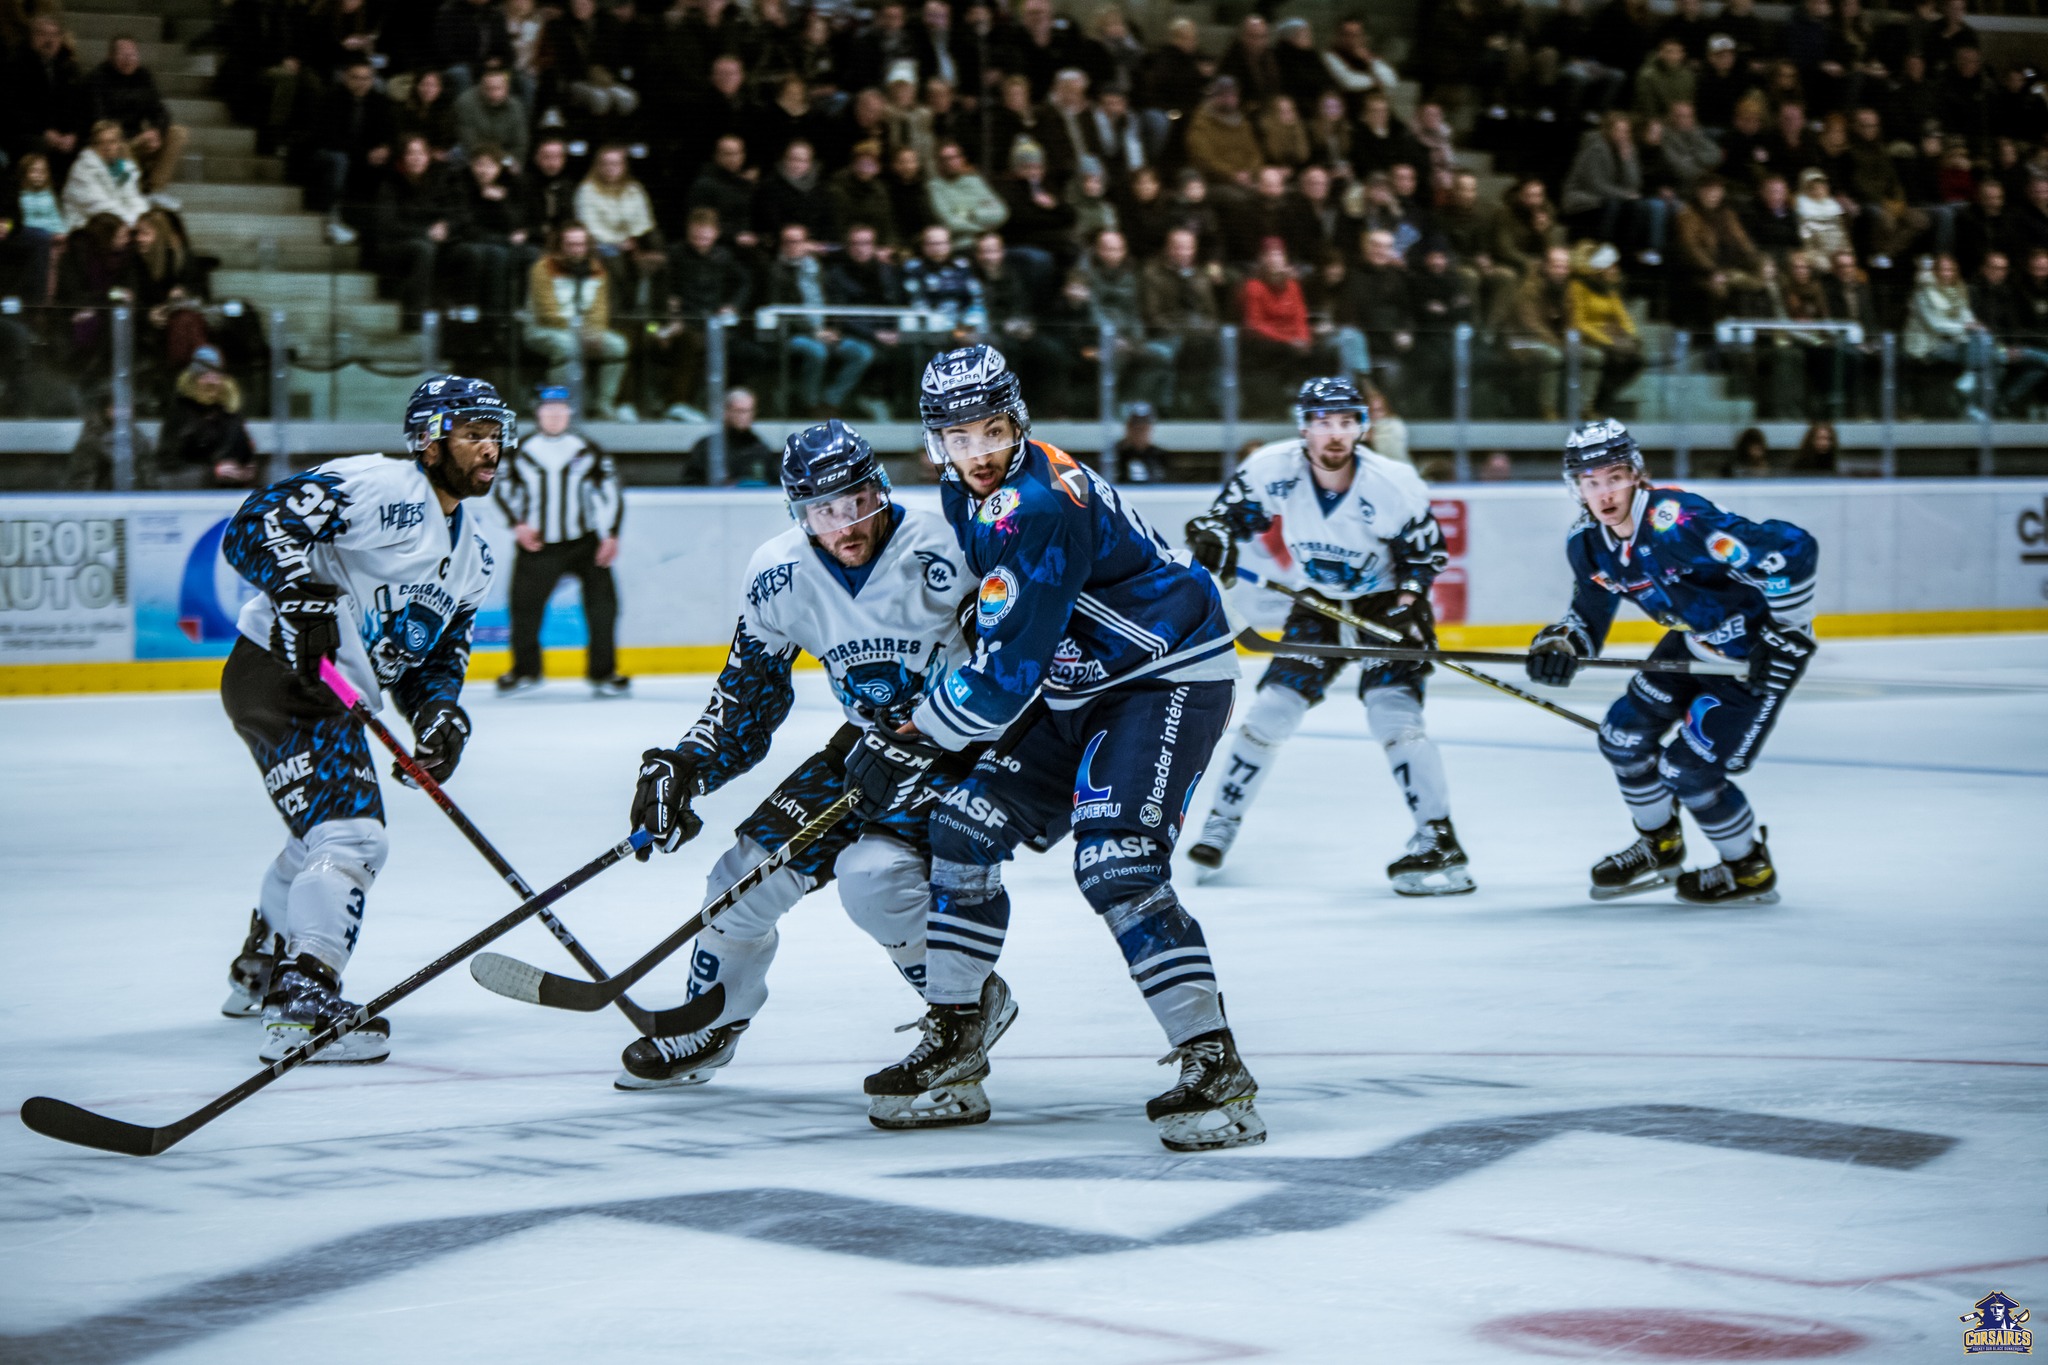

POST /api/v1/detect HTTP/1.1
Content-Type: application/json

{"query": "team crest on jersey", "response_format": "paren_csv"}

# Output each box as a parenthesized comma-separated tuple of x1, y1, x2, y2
(913, 549, 958, 590)
(1707, 532, 1750, 567)
(978, 487, 1021, 525)
(978, 568, 1018, 624)
(1650, 499, 1681, 532)
(1048, 636, 1108, 688)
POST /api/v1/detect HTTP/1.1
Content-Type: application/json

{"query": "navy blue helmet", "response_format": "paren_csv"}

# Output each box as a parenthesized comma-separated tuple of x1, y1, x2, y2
(782, 420, 891, 534)
(1292, 375, 1370, 433)
(1561, 418, 1644, 494)
(918, 344, 1029, 465)
(404, 375, 515, 453)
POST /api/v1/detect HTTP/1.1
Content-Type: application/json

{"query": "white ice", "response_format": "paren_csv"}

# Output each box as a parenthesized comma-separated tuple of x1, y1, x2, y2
(1, 636, 2045, 1364)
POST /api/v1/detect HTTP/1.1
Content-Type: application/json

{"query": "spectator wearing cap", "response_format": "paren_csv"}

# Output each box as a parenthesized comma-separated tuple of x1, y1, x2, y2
(1112, 402, 1168, 482)
(1066, 157, 1120, 249)
(493, 384, 628, 697)
(1139, 225, 1222, 416)
(1568, 242, 1643, 415)
(526, 222, 631, 420)
(1694, 35, 1755, 133)
(1272, 19, 1327, 118)
(159, 346, 261, 490)
(1186, 76, 1262, 189)
(86, 36, 187, 202)
(688, 387, 777, 485)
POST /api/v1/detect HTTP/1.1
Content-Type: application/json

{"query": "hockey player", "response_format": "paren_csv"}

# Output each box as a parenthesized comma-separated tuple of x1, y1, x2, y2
(1528, 419, 1818, 905)
(621, 421, 1014, 1097)
(843, 344, 1266, 1152)
(1183, 376, 1467, 894)
(218, 376, 508, 1062)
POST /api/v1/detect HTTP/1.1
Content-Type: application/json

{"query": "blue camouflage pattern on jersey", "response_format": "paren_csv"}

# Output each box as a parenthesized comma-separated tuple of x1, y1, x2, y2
(222, 470, 350, 596)
(1557, 487, 1818, 660)
(917, 440, 1235, 747)
(678, 619, 800, 793)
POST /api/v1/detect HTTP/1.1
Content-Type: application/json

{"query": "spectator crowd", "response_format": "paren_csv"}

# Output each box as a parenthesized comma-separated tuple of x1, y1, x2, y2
(6, 0, 2048, 474)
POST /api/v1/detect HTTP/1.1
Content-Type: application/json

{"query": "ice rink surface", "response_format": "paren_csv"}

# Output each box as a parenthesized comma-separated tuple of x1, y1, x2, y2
(2, 634, 2045, 1363)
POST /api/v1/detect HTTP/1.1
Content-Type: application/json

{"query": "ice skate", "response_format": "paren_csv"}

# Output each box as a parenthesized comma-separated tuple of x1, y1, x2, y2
(864, 973, 1015, 1130)
(614, 1019, 749, 1090)
(1146, 1028, 1266, 1151)
(495, 672, 541, 696)
(1387, 819, 1475, 896)
(1185, 813, 1240, 881)
(590, 674, 632, 699)
(222, 910, 280, 1018)
(1675, 830, 1780, 906)
(259, 957, 390, 1063)
(1588, 817, 1687, 900)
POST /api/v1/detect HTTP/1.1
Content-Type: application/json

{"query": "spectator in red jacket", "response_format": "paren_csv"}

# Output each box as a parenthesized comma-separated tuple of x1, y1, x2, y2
(1240, 236, 1316, 410)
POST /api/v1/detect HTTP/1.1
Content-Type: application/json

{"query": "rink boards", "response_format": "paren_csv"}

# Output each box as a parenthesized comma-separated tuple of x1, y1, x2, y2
(3, 478, 2046, 692)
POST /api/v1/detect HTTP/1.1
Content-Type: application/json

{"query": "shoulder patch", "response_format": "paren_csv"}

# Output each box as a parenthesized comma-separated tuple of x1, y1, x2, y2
(1706, 531, 1750, 567)
(1649, 499, 1681, 533)
(978, 486, 1022, 525)
(977, 567, 1019, 625)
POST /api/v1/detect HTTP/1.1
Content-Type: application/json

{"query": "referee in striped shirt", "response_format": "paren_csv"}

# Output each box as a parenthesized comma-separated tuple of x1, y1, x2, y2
(493, 386, 630, 697)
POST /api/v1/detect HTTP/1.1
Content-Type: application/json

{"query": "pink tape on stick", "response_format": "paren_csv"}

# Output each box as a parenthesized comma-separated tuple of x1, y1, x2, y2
(318, 657, 363, 710)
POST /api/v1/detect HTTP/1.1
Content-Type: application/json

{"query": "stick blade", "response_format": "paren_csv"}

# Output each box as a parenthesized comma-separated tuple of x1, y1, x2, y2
(638, 984, 726, 1037)
(469, 951, 549, 1003)
(20, 1096, 169, 1156)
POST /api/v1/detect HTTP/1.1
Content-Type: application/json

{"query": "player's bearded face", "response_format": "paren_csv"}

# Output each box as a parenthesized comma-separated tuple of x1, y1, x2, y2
(804, 483, 890, 566)
(428, 420, 503, 500)
(1576, 463, 1638, 529)
(941, 417, 1019, 496)
(1304, 412, 1362, 468)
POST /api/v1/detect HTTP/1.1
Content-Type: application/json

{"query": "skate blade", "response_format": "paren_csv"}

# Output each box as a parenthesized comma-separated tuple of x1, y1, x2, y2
(1391, 867, 1476, 897)
(613, 1067, 719, 1091)
(868, 1081, 991, 1130)
(1155, 1096, 1268, 1152)
(220, 987, 263, 1018)
(1587, 870, 1680, 901)
(1675, 886, 1781, 907)
(1185, 844, 1226, 872)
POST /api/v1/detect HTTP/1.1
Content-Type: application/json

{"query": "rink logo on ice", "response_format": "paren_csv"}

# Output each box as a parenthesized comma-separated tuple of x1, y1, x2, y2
(1074, 730, 1120, 821)
(1960, 1292, 2032, 1354)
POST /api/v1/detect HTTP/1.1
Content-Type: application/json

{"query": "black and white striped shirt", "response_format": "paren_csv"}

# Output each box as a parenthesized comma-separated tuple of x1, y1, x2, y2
(493, 431, 624, 544)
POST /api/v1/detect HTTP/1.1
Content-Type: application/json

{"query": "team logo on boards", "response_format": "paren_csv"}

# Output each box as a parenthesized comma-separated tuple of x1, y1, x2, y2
(1961, 1293, 2032, 1354)
(978, 568, 1018, 625)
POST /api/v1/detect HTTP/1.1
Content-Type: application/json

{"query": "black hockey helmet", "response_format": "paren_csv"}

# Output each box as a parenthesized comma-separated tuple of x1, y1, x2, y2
(1561, 418, 1645, 498)
(404, 375, 515, 453)
(782, 419, 891, 535)
(918, 344, 1030, 467)
(1292, 375, 1370, 433)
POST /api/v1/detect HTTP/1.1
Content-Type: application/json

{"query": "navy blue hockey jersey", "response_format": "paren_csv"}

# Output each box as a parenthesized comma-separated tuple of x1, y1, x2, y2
(911, 440, 1238, 749)
(1557, 486, 1818, 661)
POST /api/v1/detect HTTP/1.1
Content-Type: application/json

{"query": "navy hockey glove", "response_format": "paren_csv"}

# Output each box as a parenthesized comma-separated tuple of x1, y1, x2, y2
(1184, 516, 1238, 585)
(844, 727, 946, 822)
(632, 748, 705, 860)
(402, 702, 470, 786)
(1377, 592, 1437, 649)
(1748, 621, 1815, 695)
(270, 581, 344, 683)
(1526, 625, 1583, 687)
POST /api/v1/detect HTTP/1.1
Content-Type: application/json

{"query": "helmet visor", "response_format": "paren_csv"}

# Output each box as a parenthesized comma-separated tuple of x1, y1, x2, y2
(928, 416, 1021, 465)
(793, 477, 891, 535)
(1301, 410, 1365, 444)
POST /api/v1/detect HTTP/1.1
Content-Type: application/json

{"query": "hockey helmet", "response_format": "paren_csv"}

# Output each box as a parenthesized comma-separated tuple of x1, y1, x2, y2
(1292, 375, 1371, 436)
(918, 344, 1030, 467)
(782, 419, 891, 535)
(1561, 418, 1644, 497)
(404, 375, 516, 453)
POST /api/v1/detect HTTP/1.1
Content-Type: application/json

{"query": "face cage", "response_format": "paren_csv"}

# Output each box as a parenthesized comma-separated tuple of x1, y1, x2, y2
(922, 401, 1030, 469)
(790, 473, 893, 536)
(412, 405, 515, 454)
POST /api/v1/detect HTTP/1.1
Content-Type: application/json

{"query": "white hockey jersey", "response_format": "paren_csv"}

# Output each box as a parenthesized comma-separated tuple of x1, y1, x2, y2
(226, 453, 494, 711)
(1207, 439, 1448, 599)
(680, 508, 969, 790)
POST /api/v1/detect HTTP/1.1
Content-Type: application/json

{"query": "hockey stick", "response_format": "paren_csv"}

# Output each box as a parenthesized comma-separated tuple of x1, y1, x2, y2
(1233, 568, 1599, 733)
(470, 792, 858, 1015)
(19, 830, 651, 1156)
(318, 660, 676, 1036)
(1235, 628, 1748, 676)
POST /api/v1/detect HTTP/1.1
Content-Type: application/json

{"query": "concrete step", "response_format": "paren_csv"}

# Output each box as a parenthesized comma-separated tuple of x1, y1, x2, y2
(213, 269, 381, 304)
(177, 152, 285, 185)
(288, 363, 436, 422)
(66, 12, 165, 41)
(207, 239, 364, 272)
(172, 182, 306, 214)
(268, 299, 405, 338)
(180, 209, 331, 245)
(66, 0, 212, 15)
(184, 125, 257, 156)
(165, 97, 232, 129)
(157, 71, 214, 99)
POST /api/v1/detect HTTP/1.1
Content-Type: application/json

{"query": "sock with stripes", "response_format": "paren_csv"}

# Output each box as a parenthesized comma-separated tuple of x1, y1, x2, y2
(924, 857, 1009, 1006)
(1100, 884, 1225, 1046)
(1676, 780, 1758, 861)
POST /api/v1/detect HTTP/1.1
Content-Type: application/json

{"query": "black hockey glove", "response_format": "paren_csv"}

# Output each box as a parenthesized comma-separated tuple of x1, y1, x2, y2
(1184, 516, 1238, 586)
(1377, 592, 1437, 649)
(844, 727, 946, 822)
(632, 748, 705, 860)
(1747, 620, 1815, 696)
(956, 589, 980, 638)
(1526, 625, 1584, 687)
(401, 702, 470, 786)
(270, 581, 344, 683)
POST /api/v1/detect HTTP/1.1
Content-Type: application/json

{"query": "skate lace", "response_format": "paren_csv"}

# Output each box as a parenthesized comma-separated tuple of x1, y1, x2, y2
(1696, 862, 1736, 895)
(892, 1011, 946, 1066)
(1614, 837, 1656, 875)
(653, 1026, 716, 1063)
(1156, 1038, 1226, 1089)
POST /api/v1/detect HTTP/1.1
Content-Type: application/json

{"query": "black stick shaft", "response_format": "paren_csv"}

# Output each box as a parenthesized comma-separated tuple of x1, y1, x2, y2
(325, 665, 658, 1033)
(1235, 628, 1745, 676)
